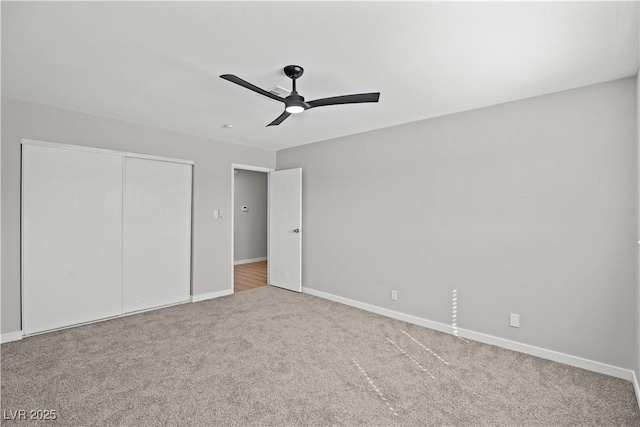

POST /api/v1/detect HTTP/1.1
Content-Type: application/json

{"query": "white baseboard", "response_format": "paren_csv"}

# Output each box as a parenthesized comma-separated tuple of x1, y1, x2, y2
(301, 287, 636, 382)
(302, 286, 456, 334)
(633, 370, 640, 412)
(1, 330, 23, 344)
(234, 257, 267, 265)
(192, 288, 233, 302)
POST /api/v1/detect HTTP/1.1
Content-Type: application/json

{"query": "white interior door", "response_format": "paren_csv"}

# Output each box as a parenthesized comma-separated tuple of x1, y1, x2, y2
(22, 144, 123, 334)
(268, 168, 302, 292)
(123, 157, 192, 313)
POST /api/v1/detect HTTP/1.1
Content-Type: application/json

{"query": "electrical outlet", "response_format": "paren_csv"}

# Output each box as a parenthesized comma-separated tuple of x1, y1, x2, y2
(391, 290, 398, 301)
(510, 313, 520, 328)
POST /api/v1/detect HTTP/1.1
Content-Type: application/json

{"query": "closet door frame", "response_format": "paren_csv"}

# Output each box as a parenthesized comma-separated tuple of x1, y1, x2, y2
(21, 138, 194, 335)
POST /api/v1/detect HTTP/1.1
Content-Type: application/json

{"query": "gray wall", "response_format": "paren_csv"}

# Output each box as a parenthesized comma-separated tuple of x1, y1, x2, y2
(277, 77, 637, 369)
(234, 170, 268, 262)
(636, 71, 640, 384)
(1, 97, 276, 334)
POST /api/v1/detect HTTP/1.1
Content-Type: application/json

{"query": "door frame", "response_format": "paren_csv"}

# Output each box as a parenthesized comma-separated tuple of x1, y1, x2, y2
(230, 163, 275, 293)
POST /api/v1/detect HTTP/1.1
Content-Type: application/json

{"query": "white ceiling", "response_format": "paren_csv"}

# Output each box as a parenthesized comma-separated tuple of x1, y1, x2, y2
(2, 1, 638, 151)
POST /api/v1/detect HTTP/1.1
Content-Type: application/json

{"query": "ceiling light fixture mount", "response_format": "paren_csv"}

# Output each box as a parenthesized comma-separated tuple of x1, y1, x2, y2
(283, 65, 304, 80)
(220, 65, 380, 126)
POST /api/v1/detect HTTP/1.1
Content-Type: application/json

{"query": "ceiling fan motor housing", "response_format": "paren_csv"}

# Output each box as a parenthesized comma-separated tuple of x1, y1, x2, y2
(285, 91, 308, 113)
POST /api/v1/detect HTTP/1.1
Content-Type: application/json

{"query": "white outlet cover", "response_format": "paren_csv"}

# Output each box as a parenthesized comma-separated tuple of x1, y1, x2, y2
(391, 290, 398, 301)
(510, 313, 520, 328)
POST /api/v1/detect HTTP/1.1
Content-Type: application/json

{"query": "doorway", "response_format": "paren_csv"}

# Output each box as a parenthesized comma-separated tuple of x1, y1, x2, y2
(231, 164, 273, 293)
(230, 163, 303, 294)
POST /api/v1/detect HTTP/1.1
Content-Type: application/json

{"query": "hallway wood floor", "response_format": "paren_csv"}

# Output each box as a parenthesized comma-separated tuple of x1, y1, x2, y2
(234, 261, 267, 292)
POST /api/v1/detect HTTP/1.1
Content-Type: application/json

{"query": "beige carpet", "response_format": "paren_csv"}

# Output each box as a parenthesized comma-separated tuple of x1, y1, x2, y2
(2, 286, 639, 426)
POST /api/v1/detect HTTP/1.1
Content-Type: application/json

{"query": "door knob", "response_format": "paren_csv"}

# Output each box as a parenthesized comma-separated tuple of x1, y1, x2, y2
(293, 228, 300, 233)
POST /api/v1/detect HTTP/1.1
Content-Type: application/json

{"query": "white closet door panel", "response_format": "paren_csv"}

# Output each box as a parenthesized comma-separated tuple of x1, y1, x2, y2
(22, 145, 123, 335)
(123, 158, 192, 313)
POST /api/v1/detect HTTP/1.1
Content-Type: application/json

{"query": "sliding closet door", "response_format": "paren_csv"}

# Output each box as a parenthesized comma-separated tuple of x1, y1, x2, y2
(123, 157, 192, 313)
(22, 144, 123, 334)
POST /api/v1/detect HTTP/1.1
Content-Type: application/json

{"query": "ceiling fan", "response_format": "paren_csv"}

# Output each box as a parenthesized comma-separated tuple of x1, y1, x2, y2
(220, 65, 380, 127)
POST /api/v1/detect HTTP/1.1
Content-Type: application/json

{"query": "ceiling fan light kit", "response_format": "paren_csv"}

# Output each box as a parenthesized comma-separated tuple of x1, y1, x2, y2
(285, 104, 305, 114)
(220, 65, 380, 126)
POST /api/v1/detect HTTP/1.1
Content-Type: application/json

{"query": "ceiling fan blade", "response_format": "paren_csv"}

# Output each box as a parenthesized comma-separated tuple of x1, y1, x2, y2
(267, 111, 291, 127)
(307, 93, 380, 109)
(220, 74, 285, 103)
